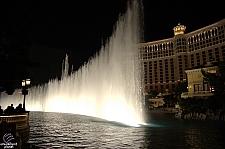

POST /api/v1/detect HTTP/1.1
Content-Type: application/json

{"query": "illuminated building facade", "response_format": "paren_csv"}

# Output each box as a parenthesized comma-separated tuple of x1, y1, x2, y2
(139, 19, 225, 93)
(181, 62, 217, 99)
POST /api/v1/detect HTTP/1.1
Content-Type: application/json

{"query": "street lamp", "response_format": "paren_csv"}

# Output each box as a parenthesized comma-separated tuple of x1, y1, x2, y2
(22, 78, 31, 111)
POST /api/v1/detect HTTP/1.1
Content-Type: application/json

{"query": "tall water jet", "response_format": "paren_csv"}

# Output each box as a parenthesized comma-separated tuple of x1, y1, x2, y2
(0, 0, 144, 126)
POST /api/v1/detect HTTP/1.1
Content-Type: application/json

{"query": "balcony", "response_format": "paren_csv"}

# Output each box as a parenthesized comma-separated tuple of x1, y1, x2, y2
(181, 91, 214, 99)
(0, 112, 30, 143)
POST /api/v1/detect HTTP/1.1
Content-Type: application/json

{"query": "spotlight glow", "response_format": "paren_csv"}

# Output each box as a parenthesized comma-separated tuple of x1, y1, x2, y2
(0, 0, 145, 126)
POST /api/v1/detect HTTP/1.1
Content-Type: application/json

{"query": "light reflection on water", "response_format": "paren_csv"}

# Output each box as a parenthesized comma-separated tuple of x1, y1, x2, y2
(28, 112, 225, 149)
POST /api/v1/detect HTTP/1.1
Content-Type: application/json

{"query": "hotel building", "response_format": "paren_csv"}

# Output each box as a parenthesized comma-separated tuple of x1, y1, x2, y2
(181, 62, 217, 99)
(139, 18, 225, 93)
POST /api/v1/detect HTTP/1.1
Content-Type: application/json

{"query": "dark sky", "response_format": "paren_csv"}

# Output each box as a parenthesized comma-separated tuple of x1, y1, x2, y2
(2, 0, 225, 84)
(28, 0, 225, 56)
(30, 0, 128, 64)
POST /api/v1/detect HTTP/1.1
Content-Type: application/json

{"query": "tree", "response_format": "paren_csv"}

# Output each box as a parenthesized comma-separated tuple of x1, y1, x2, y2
(174, 82, 187, 100)
(201, 61, 225, 93)
(163, 93, 176, 107)
(201, 60, 225, 110)
(0, 1, 36, 94)
(149, 90, 158, 98)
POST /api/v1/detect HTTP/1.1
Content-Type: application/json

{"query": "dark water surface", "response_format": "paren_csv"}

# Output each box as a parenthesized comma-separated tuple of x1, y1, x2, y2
(28, 111, 225, 149)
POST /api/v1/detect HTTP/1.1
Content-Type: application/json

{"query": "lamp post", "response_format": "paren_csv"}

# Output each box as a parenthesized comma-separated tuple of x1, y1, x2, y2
(22, 78, 31, 111)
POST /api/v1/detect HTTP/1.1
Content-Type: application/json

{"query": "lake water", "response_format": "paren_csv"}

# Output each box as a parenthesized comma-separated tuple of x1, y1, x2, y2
(27, 111, 225, 149)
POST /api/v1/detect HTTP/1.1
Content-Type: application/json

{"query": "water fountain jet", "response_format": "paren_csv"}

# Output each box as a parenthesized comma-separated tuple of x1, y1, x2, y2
(1, 0, 145, 126)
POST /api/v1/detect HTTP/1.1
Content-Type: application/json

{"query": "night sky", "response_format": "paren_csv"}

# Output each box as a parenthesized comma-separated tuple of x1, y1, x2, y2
(2, 0, 225, 84)
(28, 1, 225, 47)
(30, 1, 225, 59)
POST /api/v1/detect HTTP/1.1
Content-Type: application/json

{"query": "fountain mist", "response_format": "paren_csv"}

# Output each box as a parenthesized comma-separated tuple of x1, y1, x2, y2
(1, 0, 144, 126)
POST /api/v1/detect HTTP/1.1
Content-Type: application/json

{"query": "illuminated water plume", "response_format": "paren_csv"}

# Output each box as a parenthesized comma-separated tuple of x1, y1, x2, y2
(1, 0, 144, 126)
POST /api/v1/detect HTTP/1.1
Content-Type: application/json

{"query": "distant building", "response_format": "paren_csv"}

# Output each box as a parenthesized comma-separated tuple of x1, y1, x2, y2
(147, 93, 165, 109)
(139, 18, 225, 93)
(148, 98, 165, 108)
(181, 62, 217, 99)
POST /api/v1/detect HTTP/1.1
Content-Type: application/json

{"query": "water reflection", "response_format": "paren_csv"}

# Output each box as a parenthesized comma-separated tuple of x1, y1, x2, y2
(29, 112, 225, 149)
(29, 112, 146, 148)
(185, 122, 224, 149)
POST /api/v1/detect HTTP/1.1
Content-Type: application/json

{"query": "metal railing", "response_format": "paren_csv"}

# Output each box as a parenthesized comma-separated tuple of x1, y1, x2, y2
(0, 113, 29, 129)
(181, 91, 214, 98)
(192, 91, 212, 94)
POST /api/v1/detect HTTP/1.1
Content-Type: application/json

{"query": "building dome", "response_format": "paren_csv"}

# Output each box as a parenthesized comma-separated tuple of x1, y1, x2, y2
(173, 23, 186, 35)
